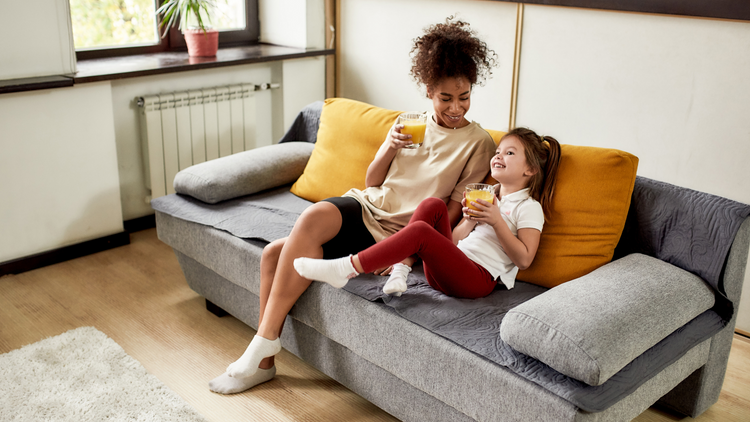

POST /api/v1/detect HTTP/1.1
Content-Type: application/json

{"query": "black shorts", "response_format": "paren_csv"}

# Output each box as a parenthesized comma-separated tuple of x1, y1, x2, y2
(321, 197, 377, 259)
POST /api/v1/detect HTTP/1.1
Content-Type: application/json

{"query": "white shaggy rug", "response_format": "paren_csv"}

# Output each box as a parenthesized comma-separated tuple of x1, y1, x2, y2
(0, 327, 208, 422)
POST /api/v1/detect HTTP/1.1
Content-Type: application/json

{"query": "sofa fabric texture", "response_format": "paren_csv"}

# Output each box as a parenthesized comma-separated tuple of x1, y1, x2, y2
(500, 253, 715, 386)
(173, 142, 315, 204)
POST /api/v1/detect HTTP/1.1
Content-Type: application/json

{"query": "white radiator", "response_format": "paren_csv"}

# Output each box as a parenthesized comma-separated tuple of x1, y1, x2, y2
(137, 83, 279, 200)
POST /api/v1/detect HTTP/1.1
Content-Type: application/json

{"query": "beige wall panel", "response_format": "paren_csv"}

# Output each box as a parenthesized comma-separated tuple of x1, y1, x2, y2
(339, 0, 517, 132)
(0, 83, 123, 262)
(514, 5, 750, 331)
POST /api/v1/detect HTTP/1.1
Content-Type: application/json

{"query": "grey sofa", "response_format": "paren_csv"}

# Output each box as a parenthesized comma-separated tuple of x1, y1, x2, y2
(151, 115, 750, 422)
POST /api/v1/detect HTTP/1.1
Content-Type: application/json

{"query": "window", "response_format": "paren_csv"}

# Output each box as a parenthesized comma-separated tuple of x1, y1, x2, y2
(71, 0, 259, 60)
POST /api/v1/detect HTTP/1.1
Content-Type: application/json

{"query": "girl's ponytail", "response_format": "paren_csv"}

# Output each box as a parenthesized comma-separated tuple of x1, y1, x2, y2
(500, 128, 562, 217)
(538, 136, 561, 214)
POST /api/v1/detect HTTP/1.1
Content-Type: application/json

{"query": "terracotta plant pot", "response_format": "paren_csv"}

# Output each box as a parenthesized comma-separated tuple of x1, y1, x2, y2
(184, 29, 219, 57)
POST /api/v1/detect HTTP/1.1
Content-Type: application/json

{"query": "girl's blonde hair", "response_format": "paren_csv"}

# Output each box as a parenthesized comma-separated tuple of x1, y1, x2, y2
(498, 128, 562, 215)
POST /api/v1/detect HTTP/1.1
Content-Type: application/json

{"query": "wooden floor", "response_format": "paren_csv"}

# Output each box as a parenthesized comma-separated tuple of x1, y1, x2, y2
(1, 228, 749, 422)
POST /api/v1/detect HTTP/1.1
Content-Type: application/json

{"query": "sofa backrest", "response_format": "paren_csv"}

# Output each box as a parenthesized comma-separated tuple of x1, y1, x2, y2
(614, 176, 750, 315)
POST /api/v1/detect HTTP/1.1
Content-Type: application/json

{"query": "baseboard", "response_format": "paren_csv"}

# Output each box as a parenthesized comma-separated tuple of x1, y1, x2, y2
(736, 328, 750, 340)
(123, 214, 156, 233)
(0, 232, 130, 276)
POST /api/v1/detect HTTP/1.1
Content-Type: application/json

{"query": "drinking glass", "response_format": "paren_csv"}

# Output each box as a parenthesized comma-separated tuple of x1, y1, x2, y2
(465, 183, 495, 211)
(397, 112, 428, 149)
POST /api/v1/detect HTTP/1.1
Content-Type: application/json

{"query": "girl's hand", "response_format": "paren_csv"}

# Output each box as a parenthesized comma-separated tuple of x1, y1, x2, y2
(463, 194, 502, 226)
(387, 123, 413, 150)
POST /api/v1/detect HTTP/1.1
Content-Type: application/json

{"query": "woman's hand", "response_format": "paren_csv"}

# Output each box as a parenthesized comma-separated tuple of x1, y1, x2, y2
(387, 123, 414, 150)
(366, 122, 413, 187)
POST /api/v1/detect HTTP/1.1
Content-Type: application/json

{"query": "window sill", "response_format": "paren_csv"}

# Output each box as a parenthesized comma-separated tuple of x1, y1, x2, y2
(74, 43, 335, 84)
(0, 75, 74, 95)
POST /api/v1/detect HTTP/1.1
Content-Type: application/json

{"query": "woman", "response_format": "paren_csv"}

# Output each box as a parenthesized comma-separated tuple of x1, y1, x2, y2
(210, 17, 498, 394)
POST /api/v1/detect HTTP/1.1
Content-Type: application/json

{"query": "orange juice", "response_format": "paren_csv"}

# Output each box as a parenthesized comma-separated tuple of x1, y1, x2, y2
(466, 190, 494, 211)
(401, 121, 427, 146)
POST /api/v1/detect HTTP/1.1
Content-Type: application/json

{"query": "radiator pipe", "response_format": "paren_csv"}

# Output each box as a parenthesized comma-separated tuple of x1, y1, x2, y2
(136, 83, 280, 108)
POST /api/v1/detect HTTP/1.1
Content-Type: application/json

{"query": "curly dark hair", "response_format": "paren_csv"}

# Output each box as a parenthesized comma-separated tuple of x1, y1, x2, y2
(410, 17, 498, 89)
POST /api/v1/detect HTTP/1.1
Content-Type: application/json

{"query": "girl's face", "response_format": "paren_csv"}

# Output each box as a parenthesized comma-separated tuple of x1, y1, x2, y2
(427, 77, 471, 129)
(491, 136, 536, 187)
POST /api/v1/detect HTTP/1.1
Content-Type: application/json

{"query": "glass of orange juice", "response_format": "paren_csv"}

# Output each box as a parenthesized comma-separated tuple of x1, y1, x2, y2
(397, 112, 428, 149)
(465, 183, 495, 212)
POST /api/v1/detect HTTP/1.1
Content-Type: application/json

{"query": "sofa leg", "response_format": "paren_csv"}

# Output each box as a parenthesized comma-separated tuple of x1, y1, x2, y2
(206, 299, 229, 317)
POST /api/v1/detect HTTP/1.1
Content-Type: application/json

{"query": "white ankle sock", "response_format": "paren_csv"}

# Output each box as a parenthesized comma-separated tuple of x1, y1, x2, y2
(226, 335, 281, 379)
(382, 263, 411, 296)
(293, 255, 359, 288)
(209, 366, 276, 394)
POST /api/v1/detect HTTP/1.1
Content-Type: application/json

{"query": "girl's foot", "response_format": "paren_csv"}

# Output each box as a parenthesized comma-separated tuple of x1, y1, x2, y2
(209, 366, 276, 394)
(382, 263, 411, 296)
(226, 335, 281, 379)
(293, 255, 359, 288)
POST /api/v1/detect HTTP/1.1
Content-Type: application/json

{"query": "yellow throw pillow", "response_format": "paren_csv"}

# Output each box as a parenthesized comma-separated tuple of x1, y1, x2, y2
(290, 98, 402, 202)
(517, 145, 639, 288)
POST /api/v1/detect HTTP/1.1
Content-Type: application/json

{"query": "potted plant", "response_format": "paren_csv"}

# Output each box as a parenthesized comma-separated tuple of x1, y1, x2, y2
(157, 0, 221, 57)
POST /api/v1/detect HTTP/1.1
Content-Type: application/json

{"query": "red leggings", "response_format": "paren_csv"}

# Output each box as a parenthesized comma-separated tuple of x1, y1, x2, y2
(357, 197, 496, 299)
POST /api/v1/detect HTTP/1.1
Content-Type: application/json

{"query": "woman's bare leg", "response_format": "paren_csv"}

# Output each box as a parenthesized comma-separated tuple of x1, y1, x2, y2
(257, 237, 286, 370)
(255, 201, 343, 339)
(208, 238, 286, 393)
(222, 202, 344, 380)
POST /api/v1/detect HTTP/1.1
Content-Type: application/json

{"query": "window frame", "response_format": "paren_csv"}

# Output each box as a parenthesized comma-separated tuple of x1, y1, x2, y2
(75, 0, 260, 61)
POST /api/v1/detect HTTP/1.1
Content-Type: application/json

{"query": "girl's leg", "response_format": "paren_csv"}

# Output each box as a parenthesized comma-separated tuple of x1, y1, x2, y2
(358, 198, 495, 298)
(225, 202, 345, 379)
(294, 197, 451, 288)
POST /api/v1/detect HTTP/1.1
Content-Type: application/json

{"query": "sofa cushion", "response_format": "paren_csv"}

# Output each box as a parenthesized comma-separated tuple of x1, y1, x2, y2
(173, 142, 315, 204)
(517, 144, 638, 288)
(290, 98, 402, 202)
(500, 253, 715, 386)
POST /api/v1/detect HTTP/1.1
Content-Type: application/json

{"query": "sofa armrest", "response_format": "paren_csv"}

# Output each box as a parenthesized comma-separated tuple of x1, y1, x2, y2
(500, 254, 715, 386)
(173, 142, 315, 204)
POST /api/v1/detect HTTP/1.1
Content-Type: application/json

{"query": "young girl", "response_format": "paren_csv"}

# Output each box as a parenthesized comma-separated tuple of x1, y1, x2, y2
(209, 18, 498, 394)
(294, 128, 561, 299)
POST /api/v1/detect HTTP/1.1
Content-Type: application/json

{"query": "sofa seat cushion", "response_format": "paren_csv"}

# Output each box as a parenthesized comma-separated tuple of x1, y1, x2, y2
(173, 142, 315, 204)
(500, 253, 715, 386)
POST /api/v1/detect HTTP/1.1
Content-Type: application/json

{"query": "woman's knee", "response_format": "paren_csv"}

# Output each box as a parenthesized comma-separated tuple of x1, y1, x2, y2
(262, 238, 285, 264)
(291, 202, 342, 240)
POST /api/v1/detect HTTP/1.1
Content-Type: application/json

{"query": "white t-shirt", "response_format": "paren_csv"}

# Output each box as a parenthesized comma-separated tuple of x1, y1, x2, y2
(457, 188, 544, 289)
(344, 114, 496, 242)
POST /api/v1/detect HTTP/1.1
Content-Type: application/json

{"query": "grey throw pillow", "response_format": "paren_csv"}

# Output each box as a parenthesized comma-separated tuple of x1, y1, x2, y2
(500, 253, 715, 386)
(173, 142, 315, 204)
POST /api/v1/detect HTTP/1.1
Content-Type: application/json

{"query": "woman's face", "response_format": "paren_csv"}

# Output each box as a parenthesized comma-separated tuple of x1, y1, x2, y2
(427, 77, 472, 129)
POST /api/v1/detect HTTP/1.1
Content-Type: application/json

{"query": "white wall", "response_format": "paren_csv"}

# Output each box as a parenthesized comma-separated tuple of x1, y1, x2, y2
(259, 0, 325, 49)
(0, 83, 123, 262)
(515, 5, 750, 205)
(339, 0, 517, 131)
(1, 0, 76, 80)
